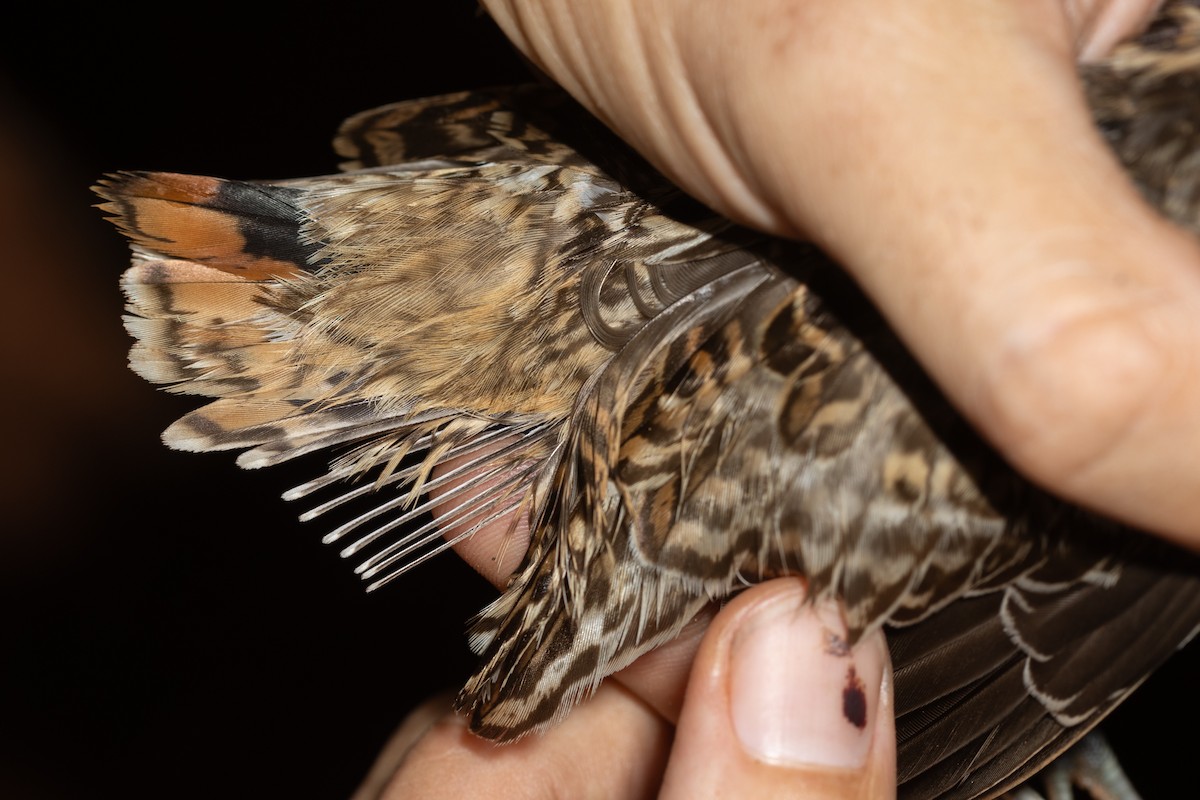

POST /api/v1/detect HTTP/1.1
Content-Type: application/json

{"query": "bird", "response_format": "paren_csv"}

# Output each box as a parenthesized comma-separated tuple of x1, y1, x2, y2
(95, 1, 1200, 797)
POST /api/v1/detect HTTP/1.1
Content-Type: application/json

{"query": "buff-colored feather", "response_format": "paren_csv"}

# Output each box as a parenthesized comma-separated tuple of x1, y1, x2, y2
(97, 4, 1200, 798)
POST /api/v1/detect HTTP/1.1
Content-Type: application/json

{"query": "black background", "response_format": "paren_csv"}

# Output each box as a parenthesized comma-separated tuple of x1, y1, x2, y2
(0, 4, 1195, 798)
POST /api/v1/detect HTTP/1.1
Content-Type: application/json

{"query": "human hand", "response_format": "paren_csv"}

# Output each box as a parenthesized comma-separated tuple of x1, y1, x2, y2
(478, 0, 1200, 549)
(360, 3, 1198, 795)
(358, 578, 894, 799)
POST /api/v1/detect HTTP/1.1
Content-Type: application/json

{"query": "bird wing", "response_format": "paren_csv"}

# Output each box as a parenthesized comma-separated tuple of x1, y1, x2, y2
(98, 7, 1200, 796)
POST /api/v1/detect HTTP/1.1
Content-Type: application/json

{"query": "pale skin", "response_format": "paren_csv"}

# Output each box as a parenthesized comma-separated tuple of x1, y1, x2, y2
(364, 1, 1200, 797)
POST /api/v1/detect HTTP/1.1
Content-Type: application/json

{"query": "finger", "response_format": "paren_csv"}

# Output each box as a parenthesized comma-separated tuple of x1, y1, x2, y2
(608, 602, 715, 723)
(719, 0, 1200, 548)
(351, 692, 454, 800)
(478, 1, 1157, 231)
(376, 682, 671, 800)
(429, 440, 531, 586)
(660, 579, 896, 799)
(482, 0, 1200, 547)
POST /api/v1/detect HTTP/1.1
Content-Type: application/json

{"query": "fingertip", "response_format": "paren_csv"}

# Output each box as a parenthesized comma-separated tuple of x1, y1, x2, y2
(352, 692, 457, 800)
(661, 580, 896, 799)
(379, 682, 672, 799)
(966, 217, 1200, 547)
(429, 439, 532, 587)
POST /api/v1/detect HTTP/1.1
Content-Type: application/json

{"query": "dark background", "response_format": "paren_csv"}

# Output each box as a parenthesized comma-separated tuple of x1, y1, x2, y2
(0, 3, 1195, 798)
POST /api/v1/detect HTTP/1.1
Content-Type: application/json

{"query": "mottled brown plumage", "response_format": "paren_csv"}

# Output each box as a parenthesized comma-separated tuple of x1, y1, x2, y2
(97, 3, 1200, 798)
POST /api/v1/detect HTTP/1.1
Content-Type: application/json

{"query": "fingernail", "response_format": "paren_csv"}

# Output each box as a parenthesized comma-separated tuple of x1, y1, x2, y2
(729, 585, 885, 768)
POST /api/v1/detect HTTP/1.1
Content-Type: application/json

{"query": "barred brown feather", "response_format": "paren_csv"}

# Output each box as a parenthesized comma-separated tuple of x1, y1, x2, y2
(97, 3, 1200, 798)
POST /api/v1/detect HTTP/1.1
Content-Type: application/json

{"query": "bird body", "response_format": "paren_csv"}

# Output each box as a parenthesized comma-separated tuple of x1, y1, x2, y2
(98, 3, 1200, 797)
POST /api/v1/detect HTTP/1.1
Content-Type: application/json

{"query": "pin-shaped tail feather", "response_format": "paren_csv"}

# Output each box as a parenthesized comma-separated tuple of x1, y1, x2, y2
(99, 6, 1200, 797)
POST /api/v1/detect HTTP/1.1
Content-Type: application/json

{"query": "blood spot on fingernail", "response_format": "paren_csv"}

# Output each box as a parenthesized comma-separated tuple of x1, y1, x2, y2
(843, 665, 868, 729)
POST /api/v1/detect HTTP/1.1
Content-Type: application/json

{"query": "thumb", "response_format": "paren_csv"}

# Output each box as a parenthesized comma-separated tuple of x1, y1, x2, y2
(660, 579, 896, 799)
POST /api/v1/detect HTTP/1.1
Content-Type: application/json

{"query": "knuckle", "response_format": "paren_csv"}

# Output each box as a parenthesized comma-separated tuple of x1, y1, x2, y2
(974, 304, 1168, 493)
